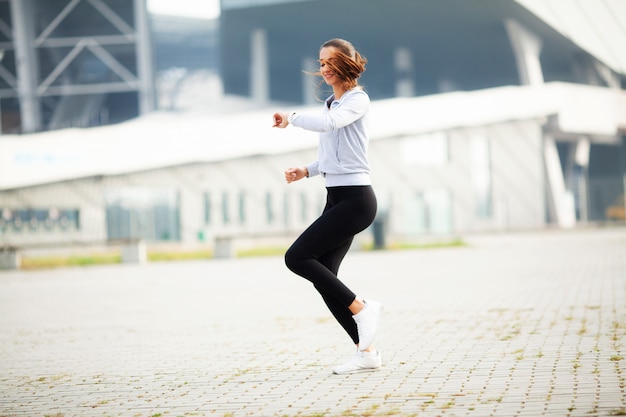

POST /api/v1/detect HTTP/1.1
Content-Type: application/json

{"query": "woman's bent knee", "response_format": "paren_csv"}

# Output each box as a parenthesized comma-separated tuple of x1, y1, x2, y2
(284, 246, 300, 274)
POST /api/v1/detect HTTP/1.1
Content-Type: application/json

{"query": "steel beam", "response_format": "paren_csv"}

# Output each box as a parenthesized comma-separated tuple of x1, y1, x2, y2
(10, 0, 41, 132)
(134, 0, 155, 114)
(3, 0, 155, 131)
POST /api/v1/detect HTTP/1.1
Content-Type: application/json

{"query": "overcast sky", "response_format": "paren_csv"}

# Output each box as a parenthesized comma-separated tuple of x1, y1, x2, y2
(147, 0, 220, 19)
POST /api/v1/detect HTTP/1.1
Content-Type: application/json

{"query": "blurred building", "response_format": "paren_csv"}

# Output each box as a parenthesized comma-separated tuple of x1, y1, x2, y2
(0, 0, 625, 260)
(0, 0, 156, 134)
(151, 13, 218, 73)
(219, 0, 626, 230)
(221, 0, 626, 100)
(0, 0, 221, 133)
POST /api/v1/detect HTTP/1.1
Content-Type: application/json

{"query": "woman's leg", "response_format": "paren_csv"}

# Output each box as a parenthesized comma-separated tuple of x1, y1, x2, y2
(316, 237, 359, 343)
(285, 186, 377, 342)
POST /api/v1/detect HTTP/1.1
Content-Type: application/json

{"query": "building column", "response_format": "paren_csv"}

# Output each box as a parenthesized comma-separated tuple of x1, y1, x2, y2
(544, 135, 576, 228)
(505, 19, 544, 86)
(394, 47, 415, 97)
(301, 57, 317, 105)
(134, 0, 156, 114)
(250, 29, 269, 104)
(10, 0, 41, 132)
(574, 138, 590, 222)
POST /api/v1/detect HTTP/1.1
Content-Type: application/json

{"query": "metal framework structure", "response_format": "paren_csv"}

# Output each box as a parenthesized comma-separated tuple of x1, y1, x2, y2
(0, 0, 154, 133)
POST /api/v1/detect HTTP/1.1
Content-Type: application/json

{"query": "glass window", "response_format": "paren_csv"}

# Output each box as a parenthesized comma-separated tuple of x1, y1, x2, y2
(221, 191, 230, 225)
(300, 192, 308, 223)
(283, 192, 290, 226)
(0, 207, 80, 234)
(204, 192, 211, 225)
(471, 135, 493, 218)
(424, 189, 452, 234)
(61, 209, 80, 230)
(104, 188, 180, 241)
(404, 189, 452, 235)
(238, 191, 246, 225)
(265, 192, 274, 224)
(0, 209, 18, 232)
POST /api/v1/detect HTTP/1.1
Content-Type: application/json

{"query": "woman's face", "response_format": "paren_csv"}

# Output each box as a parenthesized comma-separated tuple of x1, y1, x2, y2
(319, 47, 340, 87)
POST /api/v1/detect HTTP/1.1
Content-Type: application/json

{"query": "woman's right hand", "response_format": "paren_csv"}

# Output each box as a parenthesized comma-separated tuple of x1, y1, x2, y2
(273, 112, 289, 128)
(284, 167, 308, 183)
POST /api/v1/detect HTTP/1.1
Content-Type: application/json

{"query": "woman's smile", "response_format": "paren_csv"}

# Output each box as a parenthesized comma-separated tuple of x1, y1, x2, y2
(319, 46, 340, 87)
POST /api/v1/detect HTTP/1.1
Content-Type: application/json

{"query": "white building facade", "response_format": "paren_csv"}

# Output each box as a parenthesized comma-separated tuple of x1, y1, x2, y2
(1, 0, 626, 260)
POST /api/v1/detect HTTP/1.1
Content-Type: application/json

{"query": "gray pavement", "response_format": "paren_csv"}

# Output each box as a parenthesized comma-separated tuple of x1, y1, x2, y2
(0, 228, 625, 417)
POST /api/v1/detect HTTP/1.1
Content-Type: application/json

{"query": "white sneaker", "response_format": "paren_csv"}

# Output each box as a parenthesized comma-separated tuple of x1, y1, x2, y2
(333, 350, 382, 375)
(353, 299, 383, 351)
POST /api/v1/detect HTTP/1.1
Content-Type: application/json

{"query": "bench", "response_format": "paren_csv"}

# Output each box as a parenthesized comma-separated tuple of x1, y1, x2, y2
(0, 239, 148, 270)
(0, 246, 20, 270)
(212, 231, 296, 259)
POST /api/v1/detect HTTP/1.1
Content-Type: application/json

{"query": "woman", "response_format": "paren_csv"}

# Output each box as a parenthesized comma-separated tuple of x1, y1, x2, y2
(272, 38, 383, 375)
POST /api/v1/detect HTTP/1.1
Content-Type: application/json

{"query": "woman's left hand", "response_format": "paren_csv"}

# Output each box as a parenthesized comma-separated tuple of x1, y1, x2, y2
(284, 166, 308, 183)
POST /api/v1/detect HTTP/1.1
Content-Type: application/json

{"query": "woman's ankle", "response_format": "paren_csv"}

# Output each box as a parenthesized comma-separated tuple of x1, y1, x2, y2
(348, 297, 365, 315)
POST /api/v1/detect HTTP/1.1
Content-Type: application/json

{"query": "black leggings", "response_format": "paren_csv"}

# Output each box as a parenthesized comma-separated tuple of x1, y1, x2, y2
(284, 185, 377, 344)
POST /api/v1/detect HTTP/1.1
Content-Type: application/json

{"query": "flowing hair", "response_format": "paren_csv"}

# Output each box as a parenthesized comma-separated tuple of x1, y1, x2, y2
(310, 38, 367, 98)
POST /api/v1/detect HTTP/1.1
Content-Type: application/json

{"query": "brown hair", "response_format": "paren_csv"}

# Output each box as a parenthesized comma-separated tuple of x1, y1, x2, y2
(314, 38, 367, 93)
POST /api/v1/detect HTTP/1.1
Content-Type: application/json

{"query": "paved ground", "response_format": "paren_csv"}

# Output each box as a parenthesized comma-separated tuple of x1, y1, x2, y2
(0, 228, 625, 417)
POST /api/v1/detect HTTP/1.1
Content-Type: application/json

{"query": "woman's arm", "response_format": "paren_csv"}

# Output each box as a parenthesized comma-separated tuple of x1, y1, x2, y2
(273, 90, 369, 132)
(294, 92, 369, 132)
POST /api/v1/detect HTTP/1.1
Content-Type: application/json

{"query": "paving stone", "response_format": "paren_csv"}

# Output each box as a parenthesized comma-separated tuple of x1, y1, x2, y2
(0, 228, 625, 416)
